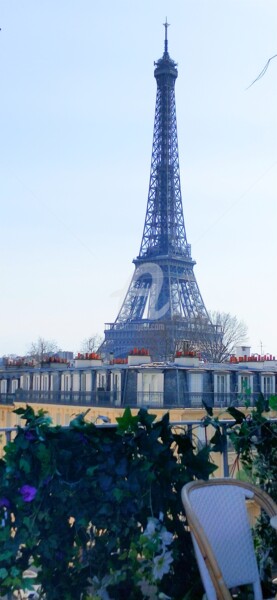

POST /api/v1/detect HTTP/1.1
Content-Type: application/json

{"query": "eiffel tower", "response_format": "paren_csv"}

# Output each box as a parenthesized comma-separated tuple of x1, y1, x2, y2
(101, 22, 219, 360)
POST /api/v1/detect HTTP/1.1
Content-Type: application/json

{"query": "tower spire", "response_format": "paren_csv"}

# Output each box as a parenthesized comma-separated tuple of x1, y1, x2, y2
(163, 17, 170, 54)
(101, 31, 220, 360)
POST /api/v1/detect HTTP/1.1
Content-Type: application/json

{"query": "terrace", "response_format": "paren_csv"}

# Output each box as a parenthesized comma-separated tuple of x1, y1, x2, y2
(0, 401, 277, 599)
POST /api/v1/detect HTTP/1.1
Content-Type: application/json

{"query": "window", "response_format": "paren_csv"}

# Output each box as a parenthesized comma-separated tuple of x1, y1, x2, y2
(11, 379, 18, 393)
(61, 374, 71, 392)
(189, 373, 203, 408)
(113, 374, 118, 391)
(41, 375, 49, 391)
(72, 373, 80, 392)
(214, 373, 230, 407)
(81, 373, 86, 391)
(217, 375, 226, 394)
(189, 373, 203, 393)
(239, 375, 252, 394)
(33, 375, 40, 391)
(64, 375, 71, 392)
(137, 371, 164, 406)
(262, 376, 274, 395)
(0, 380, 7, 394)
(20, 375, 30, 390)
(97, 372, 106, 390)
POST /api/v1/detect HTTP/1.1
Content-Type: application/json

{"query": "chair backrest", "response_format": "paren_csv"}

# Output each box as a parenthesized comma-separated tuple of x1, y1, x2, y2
(181, 479, 277, 600)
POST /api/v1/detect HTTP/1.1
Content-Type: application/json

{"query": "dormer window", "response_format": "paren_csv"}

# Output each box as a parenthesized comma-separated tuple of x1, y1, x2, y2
(261, 375, 275, 396)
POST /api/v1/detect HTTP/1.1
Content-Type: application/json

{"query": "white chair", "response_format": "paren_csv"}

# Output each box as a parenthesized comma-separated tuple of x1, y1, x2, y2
(181, 478, 277, 600)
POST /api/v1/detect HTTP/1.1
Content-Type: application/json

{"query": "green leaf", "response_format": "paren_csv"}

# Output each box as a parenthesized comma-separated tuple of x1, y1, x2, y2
(227, 406, 246, 423)
(202, 401, 213, 416)
(116, 407, 139, 433)
(269, 395, 277, 411)
(255, 393, 269, 415)
(19, 457, 31, 474)
(235, 467, 253, 483)
(14, 405, 35, 418)
(70, 410, 91, 427)
(23, 516, 33, 529)
(86, 466, 98, 476)
(0, 568, 8, 579)
(210, 429, 227, 453)
(113, 488, 125, 502)
(137, 407, 157, 427)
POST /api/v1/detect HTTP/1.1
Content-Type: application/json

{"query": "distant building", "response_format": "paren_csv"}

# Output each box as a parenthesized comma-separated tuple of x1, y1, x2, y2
(1, 350, 276, 428)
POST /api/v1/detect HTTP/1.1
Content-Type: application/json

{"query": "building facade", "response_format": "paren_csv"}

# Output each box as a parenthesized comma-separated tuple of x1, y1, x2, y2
(1, 353, 276, 430)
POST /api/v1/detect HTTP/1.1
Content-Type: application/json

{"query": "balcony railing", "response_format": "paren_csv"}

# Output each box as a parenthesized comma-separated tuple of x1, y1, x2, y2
(1, 390, 122, 407)
(0, 390, 271, 408)
(0, 393, 15, 405)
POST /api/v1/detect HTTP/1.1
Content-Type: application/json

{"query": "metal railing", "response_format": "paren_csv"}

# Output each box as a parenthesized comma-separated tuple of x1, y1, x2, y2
(136, 391, 164, 406)
(1, 390, 122, 407)
(0, 394, 15, 405)
(0, 390, 270, 408)
(0, 427, 15, 446)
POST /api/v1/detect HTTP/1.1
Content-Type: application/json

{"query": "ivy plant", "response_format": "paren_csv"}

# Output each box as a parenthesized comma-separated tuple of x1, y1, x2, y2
(0, 406, 217, 600)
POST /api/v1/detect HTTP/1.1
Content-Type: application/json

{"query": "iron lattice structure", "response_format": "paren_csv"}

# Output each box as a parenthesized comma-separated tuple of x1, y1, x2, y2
(101, 26, 219, 359)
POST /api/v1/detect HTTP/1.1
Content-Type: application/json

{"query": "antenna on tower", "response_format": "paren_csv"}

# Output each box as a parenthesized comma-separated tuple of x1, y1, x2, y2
(163, 17, 170, 53)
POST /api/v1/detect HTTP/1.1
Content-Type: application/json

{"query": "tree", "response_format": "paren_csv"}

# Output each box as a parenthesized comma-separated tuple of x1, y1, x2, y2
(28, 337, 58, 362)
(80, 334, 103, 354)
(196, 311, 248, 363)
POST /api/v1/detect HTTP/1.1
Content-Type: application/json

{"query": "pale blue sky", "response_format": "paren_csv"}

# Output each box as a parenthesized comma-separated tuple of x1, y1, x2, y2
(0, 1, 277, 357)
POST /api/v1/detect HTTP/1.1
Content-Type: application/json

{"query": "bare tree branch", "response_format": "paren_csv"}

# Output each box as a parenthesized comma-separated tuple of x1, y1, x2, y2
(247, 54, 277, 89)
(195, 311, 248, 363)
(28, 337, 58, 363)
(80, 334, 103, 354)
